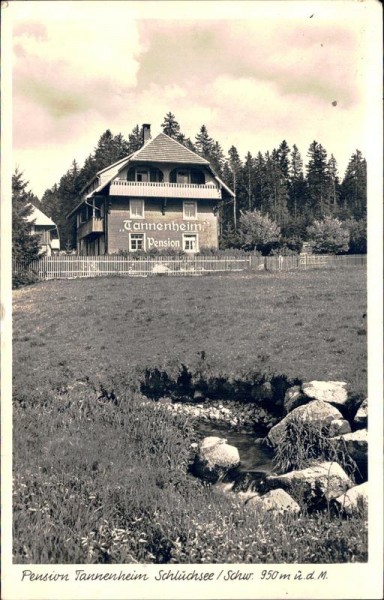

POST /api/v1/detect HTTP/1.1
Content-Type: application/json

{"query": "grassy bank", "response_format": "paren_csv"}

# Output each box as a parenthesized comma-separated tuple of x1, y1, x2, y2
(13, 387, 367, 564)
(12, 267, 367, 563)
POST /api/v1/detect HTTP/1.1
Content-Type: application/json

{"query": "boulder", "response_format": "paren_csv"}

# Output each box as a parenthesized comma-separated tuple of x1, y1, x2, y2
(246, 488, 300, 514)
(328, 418, 351, 437)
(302, 380, 348, 405)
(264, 461, 353, 509)
(333, 429, 368, 481)
(193, 436, 240, 483)
(354, 398, 368, 429)
(283, 386, 309, 414)
(267, 400, 343, 447)
(333, 482, 368, 515)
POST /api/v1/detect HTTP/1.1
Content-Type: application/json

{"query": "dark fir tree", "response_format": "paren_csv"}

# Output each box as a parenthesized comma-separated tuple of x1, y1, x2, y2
(161, 112, 181, 139)
(195, 125, 214, 160)
(244, 152, 256, 211)
(209, 141, 225, 177)
(261, 151, 289, 226)
(289, 144, 307, 219)
(306, 141, 331, 219)
(227, 146, 243, 229)
(340, 150, 367, 219)
(12, 169, 41, 263)
(128, 124, 144, 153)
(326, 154, 340, 213)
(276, 140, 291, 180)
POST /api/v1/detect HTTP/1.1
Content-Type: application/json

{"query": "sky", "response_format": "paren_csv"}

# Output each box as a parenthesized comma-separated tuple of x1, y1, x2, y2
(9, 0, 381, 199)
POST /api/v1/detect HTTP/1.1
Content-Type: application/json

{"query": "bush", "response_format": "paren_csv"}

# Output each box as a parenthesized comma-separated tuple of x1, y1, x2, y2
(12, 268, 39, 289)
(341, 218, 367, 254)
(238, 210, 281, 254)
(307, 217, 350, 254)
(272, 417, 357, 478)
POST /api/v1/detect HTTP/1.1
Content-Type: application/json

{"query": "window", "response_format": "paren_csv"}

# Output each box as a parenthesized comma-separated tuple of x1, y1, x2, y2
(177, 170, 190, 184)
(183, 201, 197, 220)
(130, 199, 144, 219)
(183, 234, 198, 253)
(130, 234, 145, 251)
(136, 169, 149, 182)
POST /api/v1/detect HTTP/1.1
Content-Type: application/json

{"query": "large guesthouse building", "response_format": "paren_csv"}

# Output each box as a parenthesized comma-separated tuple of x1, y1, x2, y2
(69, 125, 234, 255)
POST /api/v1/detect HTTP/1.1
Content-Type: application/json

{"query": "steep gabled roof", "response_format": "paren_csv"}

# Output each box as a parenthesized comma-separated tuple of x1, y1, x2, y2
(67, 131, 234, 218)
(129, 133, 209, 165)
(25, 203, 56, 227)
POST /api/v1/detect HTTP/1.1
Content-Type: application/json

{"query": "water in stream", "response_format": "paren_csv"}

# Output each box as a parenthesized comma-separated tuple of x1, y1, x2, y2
(195, 420, 273, 475)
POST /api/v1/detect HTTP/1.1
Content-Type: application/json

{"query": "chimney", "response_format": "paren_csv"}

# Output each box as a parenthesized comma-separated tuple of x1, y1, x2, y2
(142, 123, 151, 144)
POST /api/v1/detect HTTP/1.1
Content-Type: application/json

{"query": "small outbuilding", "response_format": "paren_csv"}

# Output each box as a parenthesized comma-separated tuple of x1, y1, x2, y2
(26, 204, 60, 256)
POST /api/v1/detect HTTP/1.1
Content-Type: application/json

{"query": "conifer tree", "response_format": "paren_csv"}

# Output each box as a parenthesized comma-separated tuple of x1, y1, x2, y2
(12, 170, 41, 263)
(289, 144, 306, 219)
(306, 141, 331, 219)
(161, 112, 182, 139)
(195, 125, 214, 160)
(340, 150, 367, 219)
(326, 154, 340, 213)
(128, 124, 144, 153)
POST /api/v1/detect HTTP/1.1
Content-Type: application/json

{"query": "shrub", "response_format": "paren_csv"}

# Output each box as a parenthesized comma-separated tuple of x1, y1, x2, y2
(12, 268, 39, 289)
(307, 217, 350, 254)
(272, 417, 357, 478)
(238, 210, 281, 254)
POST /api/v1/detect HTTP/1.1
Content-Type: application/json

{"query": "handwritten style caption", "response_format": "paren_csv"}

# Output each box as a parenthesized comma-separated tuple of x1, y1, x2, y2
(21, 567, 328, 583)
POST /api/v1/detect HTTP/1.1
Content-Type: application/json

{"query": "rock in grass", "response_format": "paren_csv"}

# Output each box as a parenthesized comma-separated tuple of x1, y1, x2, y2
(246, 488, 300, 514)
(333, 429, 368, 479)
(354, 398, 368, 429)
(193, 436, 240, 483)
(302, 381, 358, 415)
(328, 418, 351, 437)
(283, 385, 309, 414)
(267, 400, 343, 447)
(264, 461, 353, 509)
(333, 482, 368, 515)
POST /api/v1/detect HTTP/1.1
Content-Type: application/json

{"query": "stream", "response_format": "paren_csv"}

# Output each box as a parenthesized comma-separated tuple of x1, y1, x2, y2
(195, 420, 274, 477)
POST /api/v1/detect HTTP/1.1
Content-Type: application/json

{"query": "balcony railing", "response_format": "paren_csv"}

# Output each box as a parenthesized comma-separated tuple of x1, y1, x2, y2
(109, 180, 221, 199)
(77, 217, 104, 239)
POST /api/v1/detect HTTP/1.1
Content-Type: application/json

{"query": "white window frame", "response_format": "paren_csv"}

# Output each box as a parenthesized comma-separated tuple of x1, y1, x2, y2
(129, 233, 146, 252)
(130, 198, 145, 219)
(183, 201, 197, 220)
(182, 233, 199, 253)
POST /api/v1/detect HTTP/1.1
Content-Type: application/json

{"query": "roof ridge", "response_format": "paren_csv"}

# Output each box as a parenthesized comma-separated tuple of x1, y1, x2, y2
(129, 132, 209, 166)
(157, 132, 210, 163)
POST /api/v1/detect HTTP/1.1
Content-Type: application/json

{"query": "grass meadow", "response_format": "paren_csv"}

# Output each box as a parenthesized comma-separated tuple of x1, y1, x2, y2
(12, 267, 368, 563)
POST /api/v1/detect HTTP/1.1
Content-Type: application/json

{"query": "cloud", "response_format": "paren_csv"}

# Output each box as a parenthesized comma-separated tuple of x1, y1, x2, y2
(137, 19, 363, 108)
(13, 12, 142, 123)
(11, 4, 373, 197)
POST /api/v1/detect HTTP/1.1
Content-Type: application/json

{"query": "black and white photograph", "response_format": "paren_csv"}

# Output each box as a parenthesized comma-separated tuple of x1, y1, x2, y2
(1, 1, 383, 599)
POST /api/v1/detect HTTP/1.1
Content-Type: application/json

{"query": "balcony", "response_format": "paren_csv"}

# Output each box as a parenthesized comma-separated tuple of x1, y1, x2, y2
(77, 217, 104, 239)
(109, 180, 221, 199)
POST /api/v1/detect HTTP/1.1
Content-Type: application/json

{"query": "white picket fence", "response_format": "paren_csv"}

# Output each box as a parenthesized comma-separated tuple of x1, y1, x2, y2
(13, 254, 366, 280)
